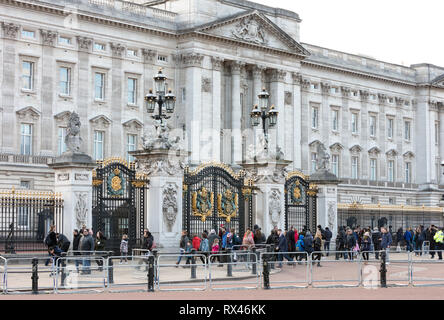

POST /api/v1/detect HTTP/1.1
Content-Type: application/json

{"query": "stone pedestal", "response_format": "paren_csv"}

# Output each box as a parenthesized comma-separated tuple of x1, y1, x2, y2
(310, 169, 340, 240)
(48, 152, 96, 242)
(241, 159, 291, 236)
(131, 148, 189, 249)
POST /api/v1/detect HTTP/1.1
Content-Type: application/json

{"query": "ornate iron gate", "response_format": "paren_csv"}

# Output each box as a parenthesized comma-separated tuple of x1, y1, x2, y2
(284, 171, 317, 233)
(92, 158, 147, 254)
(183, 163, 253, 238)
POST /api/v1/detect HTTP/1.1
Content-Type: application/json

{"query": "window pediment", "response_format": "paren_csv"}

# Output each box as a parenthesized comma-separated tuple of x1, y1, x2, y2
(349, 145, 362, 154)
(16, 106, 40, 122)
(89, 114, 112, 129)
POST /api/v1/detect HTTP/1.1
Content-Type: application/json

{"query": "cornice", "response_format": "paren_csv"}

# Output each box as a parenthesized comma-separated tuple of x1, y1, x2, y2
(302, 60, 417, 88)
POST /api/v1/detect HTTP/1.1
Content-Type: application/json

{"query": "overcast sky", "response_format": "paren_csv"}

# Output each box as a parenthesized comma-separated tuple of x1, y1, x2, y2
(253, 0, 443, 67)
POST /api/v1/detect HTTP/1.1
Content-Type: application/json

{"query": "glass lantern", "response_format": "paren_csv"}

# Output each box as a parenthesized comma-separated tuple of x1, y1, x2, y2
(164, 90, 176, 113)
(144, 89, 157, 113)
(154, 68, 167, 94)
(250, 104, 262, 126)
(268, 105, 278, 127)
(258, 88, 270, 110)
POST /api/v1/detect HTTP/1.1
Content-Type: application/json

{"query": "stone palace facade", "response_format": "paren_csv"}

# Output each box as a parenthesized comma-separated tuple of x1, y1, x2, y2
(1, 0, 444, 227)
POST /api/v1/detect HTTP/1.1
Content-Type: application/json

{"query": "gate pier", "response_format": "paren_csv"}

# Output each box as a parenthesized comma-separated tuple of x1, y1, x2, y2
(241, 160, 290, 236)
(131, 148, 189, 249)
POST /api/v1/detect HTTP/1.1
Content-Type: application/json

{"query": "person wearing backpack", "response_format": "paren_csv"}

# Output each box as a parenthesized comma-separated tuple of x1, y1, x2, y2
(296, 234, 305, 262)
(44, 225, 57, 266)
(304, 231, 314, 259)
(199, 232, 209, 264)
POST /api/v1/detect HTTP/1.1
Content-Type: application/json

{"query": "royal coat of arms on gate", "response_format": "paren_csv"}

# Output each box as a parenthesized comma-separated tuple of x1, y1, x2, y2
(217, 189, 238, 223)
(107, 168, 125, 197)
(192, 187, 214, 222)
(290, 180, 304, 204)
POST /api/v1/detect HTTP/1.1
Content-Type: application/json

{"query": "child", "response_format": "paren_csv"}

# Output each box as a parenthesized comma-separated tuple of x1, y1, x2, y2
(184, 240, 193, 267)
(120, 234, 129, 264)
(211, 238, 220, 264)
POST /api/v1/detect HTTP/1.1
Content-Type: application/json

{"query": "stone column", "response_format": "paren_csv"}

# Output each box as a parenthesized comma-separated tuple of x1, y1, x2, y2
(292, 73, 302, 170)
(182, 53, 204, 165)
(131, 148, 189, 248)
(49, 153, 96, 242)
(231, 61, 244, 164)
(76, 36, 93, 154)
(110, 43, 125, 156)
(439, 103, 444, 185)
(310, 169, 340, 241)
(269, 69, 287, 158)
(241, 160, 291, 236)
(211, 57, 224, 162)
(40, 29, 58, 156)
(252, 65, 265, 107)
(1, 22, 19, 154)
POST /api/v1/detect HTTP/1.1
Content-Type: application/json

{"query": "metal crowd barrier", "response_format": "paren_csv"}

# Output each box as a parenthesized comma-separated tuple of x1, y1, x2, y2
(260, 252, 309, 289)
(208, 252, 260, 291)
(310, 251, 362, 288)
(54, 256, 107, 294)
(4, 256, 56, 294)
(156, 253, 208, 291)
(411, 250, 444, 287)
(105, 256, 150, 293)
(0, 256, 6, 294)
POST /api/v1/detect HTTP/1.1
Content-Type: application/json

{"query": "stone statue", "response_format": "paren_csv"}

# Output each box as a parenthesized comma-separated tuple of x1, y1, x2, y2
(65, 112, 82, 153)
(232, 16, 267, 45)
(316, 142, 330, 171)
(142, 120, 180, 151)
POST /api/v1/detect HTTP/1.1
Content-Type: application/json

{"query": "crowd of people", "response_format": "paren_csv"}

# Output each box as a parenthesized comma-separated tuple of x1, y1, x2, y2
(43, 222, 444, 274)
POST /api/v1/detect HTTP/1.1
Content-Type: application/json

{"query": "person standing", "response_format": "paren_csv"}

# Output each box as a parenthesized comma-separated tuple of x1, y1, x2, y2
(176, 230, 189, 267)
(287, 226, 296, 258)
(303, 231, 314, 261)
(199, 232, 209, 264)
(56, 233, 71, 254)
(119, 234, 129, 264)
(433, 227, 444, 260)
(94, 231, 107, 271)
(360, 232, 372, 263)
(372, 227, 381, 259)
(404, 228, 413, 252)
(277, 229, 293, 268)
(44, 225, 57, 266)
(380, 227, 392, 263)
(80, 228, 95, 274)
(313, 230, 323, 267)
(345, 228, 356, 261)
(324, 227, 332, 256)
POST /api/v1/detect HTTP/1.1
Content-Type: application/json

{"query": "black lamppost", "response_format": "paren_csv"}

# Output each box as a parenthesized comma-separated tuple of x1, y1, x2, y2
(250, 88, 278, 151)
(144, 68, 176, 124)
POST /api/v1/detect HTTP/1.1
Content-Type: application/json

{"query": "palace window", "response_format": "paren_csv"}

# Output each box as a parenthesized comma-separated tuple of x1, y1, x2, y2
(20, 124, 32, 155)
(126, 134, 137, 163)
(22, 61, 34, 90)
(94, 72, 105, 100)
(93, 130, 104, 160)
(332, 109, 339, 131)
(405, 162, 412, 183)
(311, 107, 319, 129)
(387, 118, 394, 139)
(387, 160, 395, 182)
(369, 115, 377, 137)
(351, 156, 359, 179)
(404, 121, 411, 141)
(370, 159, 377, 181)
(21, 30, 35, 38)
(331, 154, 339, 177)
(311, 153, 317, 173)
(127, 78, 137, 105)
(351, 113, 359, 134)
(58, 127, 67, 156)
(59, 67, 71, 95)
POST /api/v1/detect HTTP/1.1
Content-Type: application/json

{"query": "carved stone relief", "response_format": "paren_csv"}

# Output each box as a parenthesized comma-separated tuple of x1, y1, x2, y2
(269, 189, 281, 228)
(162, 183, 178, 232)
(74, 192, 88, 230)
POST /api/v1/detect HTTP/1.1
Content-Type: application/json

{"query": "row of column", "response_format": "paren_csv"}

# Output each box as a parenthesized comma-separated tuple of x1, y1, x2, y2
(180, 53, 302, 168)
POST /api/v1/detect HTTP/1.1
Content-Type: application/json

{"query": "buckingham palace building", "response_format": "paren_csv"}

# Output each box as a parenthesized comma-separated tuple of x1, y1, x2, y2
(1, 0, 444, 237)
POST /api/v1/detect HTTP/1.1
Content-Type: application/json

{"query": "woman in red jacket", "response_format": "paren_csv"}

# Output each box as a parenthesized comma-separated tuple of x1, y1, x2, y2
(192, 234, 201, 251)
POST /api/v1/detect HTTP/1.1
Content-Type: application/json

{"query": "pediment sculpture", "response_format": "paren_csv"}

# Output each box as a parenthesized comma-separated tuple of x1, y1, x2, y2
(232, 16, 267, 45)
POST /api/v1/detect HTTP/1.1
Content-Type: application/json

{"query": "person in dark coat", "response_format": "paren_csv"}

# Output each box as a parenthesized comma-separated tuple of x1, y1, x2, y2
(276, 229, 293, 267)
(253, 227, 266, 246)
(80, 229, 95, 274)
(176, 230, 189, 267)
(345, 228, 357, 261)
(381, 227, 393, 263)
(324, 227, 332, 256)
(286, 226, 296, 258)
(335, 226, 346, 260)
(94, 231, 107, 271)
(303, 231, 314, 257)
(313, 230, 323, 267)
(44, 225, 57, 266)
(56, 233, 71, 253)
(72, 229, 82, 271)
(372, 227, 381, 259)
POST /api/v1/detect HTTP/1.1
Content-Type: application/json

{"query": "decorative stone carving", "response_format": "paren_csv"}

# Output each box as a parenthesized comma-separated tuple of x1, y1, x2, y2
(301, 78, 311, 90)
(136, 156, 185, 177)
(122, 119, 143, 133)
(110, 43, 125, 57)
(201, 77, 212, 93)
(270, 69, 286, 82)
(141, 49, 157, 63)
(252, 65, 266, 78)
(162, 183, 178, 232)
(378, 93, 387, 103)
(65, 112, 83, 153)
(75, 173, 89, 181)
(74, 192, 88, 230)
(269, 190, 281, 228)
(76, 36, 93, 52)
(16, 106, 40, 122)
(2, 22, 19, 39)
(181, 53, 204, 67)
(321, 82, 331, 94)
(40, 29, 58, 46)
(58, 173, 69, 181)
(349, 145, 363, 154)
(327, 201, 336, 230)
(368, 147, 381, 156)
(232, 16, 267, 45)
(89, 115, 112, 129)
(386, 149, 398, 158)
(54, 111, 72, 126)
(341, 86, 351, 97)
(395, 97, 405, 107)
(359, 90, 369, 100)
(403, 151, 415, 160)
(284, 91, 292, 105)
(211, 57, 224, 71)
(292, 72, 302, 85)
(231, 61, 245, 74)
(141, 121, 180, 151)
(329, 143, 344, 153)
